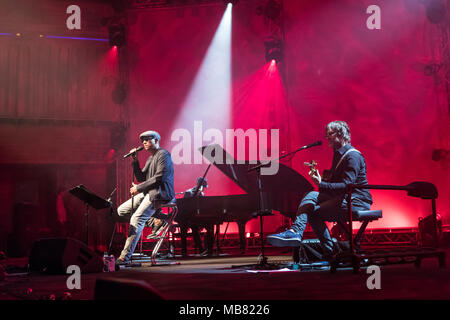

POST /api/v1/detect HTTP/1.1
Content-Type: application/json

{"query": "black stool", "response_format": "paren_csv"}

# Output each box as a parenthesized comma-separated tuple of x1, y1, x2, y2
(331, 182, 446, 273)
(293, 209, 382, 264)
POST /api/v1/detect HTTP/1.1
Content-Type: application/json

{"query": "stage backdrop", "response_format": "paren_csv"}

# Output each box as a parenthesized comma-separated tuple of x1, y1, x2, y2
(125, 0, 449, 232)
(0, 0, 119, 252)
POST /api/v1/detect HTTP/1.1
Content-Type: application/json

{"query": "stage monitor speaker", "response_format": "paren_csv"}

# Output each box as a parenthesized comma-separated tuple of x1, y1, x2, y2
(29, 237, 103, 274)
(293, 238, 349, 263)
(94, 278, 165, 300)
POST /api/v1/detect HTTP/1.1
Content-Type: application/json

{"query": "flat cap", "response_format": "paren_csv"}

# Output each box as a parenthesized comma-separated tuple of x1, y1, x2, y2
(139, 130, 161, 141)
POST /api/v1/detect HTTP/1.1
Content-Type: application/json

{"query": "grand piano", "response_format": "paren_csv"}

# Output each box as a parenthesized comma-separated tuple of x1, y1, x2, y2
(175, 144, 313, 256)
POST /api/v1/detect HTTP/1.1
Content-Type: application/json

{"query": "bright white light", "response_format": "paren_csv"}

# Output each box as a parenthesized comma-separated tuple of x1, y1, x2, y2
(173, 5, 232, 137)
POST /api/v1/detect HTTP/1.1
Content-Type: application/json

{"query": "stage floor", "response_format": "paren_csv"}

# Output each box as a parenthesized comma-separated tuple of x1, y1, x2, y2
(1, 246, 450, 301)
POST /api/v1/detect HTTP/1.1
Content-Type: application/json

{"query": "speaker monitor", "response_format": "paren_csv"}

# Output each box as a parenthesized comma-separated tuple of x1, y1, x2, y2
(94, 278, 165, 300)
(29, 237, 103, 274)
(293, 238, 349, 263)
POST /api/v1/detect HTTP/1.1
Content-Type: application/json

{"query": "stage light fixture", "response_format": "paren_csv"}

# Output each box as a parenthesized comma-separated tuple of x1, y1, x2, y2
(256, 0, 281, 21)
(425, 0, 446, 24)
(264, 37, 283, 63)
(223, 0, 238, 6)
(108, 23, 126, 48)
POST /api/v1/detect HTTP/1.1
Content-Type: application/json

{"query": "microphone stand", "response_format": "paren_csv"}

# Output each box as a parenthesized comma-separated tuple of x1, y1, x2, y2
(242, 144, 319, 269)
(106, 188, 117, 216)
(248, 143, 319, 172)
(129, 154, 138, 211)
(124, 148, 143, 210)
(106, 188, 117, 255)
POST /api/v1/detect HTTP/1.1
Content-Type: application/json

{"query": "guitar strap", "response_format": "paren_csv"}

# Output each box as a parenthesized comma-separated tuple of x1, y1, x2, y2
(335, 148, 360, 171)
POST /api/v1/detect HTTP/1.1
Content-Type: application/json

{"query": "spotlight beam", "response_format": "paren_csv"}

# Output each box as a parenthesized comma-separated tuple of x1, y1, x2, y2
(174, 5, 232, 132)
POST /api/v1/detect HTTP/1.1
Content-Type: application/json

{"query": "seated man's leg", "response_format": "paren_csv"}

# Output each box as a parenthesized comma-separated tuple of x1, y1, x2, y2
(191, 225, 205, 253)
(117, 193, 145, 217)
(267, 191, 319, 247)
(307, 196, 346, 257)
(119, 194, 156, 262)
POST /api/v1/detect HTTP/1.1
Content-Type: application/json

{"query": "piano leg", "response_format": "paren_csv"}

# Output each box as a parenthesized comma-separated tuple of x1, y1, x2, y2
(205, 224, 214, 256)
(215, 223, 221, 255)
(191, 225, 204, 253)
(180, 224, 188, 257)
(237, 220, 247, 254)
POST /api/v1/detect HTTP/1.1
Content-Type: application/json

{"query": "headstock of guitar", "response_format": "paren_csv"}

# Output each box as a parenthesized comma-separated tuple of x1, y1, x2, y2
(303, 160, 318, 176)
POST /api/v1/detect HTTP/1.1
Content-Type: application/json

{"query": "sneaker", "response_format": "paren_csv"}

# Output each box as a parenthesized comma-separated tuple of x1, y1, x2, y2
(115, 257, 130, 266)
(146, 234, 159, 240)
(267, 229, 302, 247)
(146, 221, 168, 239)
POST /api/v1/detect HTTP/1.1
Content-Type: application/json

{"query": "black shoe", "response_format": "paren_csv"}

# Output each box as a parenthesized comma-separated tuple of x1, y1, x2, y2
(322, 253, 337, 264)
(115, 258, 130, 266)
(145, 219, 154, 228)
(146, 222, 167, 239)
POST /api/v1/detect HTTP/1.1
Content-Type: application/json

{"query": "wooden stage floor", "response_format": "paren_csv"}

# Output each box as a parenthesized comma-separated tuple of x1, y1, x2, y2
(1, 246, 450, 302)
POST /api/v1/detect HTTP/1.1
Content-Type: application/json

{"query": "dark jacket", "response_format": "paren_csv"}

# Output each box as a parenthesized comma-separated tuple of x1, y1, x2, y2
(319, 143, 372, 209)
(132, 148, 175, 203)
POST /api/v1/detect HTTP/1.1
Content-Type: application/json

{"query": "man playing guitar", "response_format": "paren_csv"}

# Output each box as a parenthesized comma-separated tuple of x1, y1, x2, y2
(267, 121, 373, 259)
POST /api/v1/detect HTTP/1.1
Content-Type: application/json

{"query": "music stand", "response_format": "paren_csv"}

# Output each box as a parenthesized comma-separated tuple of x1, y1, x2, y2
(69, 184, 112, 246)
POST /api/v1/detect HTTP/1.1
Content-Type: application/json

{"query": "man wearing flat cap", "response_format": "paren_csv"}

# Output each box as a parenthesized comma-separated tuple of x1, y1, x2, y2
(116, 130, 175, 264)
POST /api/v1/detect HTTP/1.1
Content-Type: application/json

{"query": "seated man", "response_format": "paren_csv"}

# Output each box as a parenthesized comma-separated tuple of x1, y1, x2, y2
(267, 121, 373, 258)
(183, 177, 209, 255)
(116, 130, 175, 265)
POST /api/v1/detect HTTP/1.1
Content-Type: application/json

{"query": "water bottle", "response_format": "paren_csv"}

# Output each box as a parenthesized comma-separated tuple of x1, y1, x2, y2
(103, 253, 115, 272)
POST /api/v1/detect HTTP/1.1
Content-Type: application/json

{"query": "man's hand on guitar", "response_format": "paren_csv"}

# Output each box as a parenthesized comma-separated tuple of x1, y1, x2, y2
(309, 169, 321, 186)
(304, 160, 321, 186)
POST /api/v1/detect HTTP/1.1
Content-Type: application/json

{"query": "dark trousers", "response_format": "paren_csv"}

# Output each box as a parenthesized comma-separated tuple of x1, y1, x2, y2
(291, 191, 370, 254)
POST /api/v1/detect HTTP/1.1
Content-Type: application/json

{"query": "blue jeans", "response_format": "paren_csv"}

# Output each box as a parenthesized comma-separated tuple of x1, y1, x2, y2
(117, 193, 157, 261)
(290, 191, 370, 255)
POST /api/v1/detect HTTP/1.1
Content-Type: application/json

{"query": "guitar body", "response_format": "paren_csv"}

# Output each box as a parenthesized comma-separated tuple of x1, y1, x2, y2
(322, 169, 331, 182)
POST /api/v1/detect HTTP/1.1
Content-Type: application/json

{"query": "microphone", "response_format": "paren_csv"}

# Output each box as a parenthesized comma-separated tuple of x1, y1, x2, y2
(123, 146, 144, 158)
(106, 188, 117, 203)
(299, 140, 322, 150)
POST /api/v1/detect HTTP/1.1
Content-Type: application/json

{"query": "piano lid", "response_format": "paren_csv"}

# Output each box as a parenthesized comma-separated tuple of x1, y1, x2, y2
(199, 144, 313, 196)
